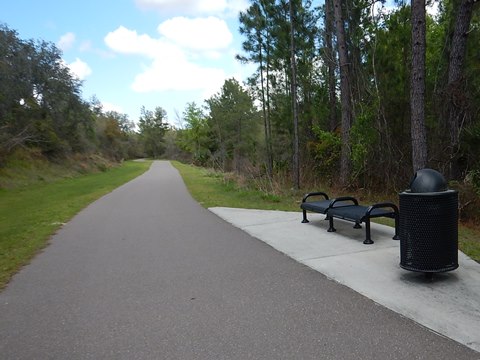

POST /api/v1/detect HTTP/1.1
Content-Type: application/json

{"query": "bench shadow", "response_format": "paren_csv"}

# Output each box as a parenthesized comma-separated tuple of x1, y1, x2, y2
(307, 217, 396, 244)
(399, 271, 460, 285)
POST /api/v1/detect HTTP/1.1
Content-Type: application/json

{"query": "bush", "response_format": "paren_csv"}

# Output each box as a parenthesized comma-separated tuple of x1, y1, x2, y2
(308, 127, 341, 183)
(450, 173, 480, 223)
(350, 109, 379, 175)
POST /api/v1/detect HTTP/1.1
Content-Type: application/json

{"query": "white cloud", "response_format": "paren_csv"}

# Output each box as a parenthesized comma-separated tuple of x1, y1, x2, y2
(105, 25, 229, 94)
(158, 16, 232, 51)
(67, 58, 92, 80)
(225, 0, 249, 16)
(105, 26, 179, 58)
(58, 32, 75, 51)
(132, 54, 226, 93)
(135, 0, 227, 15)
(79, 40, 92, 52)
(427, 1, 440, 17)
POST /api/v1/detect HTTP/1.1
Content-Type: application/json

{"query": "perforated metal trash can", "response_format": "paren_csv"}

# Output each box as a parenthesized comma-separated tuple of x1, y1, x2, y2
(399, 169, 459, 274)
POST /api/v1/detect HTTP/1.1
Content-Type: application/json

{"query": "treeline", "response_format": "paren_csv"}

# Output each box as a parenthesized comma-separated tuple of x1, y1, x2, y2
(2, 0, 480, 195)
(175, 0, 479, 192)
(0, 24, 169, 164)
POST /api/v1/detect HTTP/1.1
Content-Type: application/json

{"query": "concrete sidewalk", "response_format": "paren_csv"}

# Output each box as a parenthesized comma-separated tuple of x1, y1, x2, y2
(210, 207, 480, 353)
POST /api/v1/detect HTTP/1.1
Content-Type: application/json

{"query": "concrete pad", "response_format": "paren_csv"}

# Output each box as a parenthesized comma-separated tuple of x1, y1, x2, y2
(209, 207, 398, 260)
(209, 207, 480, 353)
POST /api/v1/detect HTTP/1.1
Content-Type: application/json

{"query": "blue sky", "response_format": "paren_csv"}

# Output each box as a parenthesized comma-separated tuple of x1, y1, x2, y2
(1, 0, 255, 126)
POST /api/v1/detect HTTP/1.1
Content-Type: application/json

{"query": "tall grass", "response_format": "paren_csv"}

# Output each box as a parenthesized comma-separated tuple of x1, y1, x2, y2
(173, 161, 301, 210)
(0, 148, 116, 189)
(0, 160, 151, 289)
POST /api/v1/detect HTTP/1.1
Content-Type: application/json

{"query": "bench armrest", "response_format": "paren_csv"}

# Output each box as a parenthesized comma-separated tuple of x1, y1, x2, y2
(366, 202, 399, 217)
(330, 196, 359, 207)
(302, 191, 329, 203)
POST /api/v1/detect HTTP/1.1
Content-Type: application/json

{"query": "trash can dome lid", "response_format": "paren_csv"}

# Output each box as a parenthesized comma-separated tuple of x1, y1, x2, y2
(409, 168, 448, 193)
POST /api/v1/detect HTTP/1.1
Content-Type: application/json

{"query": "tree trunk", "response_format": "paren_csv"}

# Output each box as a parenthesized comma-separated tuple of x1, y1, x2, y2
(266, 39, 273, 175)
(445, 0, 477, 179)
(290, 0, 300, 190)
(235, 115, 242, 173)
(324, 0, 337, 132)
(259, 35, 273, 178)
(333, 0, 352, 186)
(410, 0, 428, 172)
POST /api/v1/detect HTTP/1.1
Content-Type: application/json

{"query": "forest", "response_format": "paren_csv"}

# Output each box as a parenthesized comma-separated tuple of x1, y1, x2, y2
(1, 0, 479, 204)
(176, 0, 480, 195)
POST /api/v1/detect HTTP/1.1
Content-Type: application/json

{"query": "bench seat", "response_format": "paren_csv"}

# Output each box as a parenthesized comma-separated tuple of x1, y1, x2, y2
(300, 199, 332, 214)
(327, 205, 396, 223)
(300, 192, 358, 223)
(326, 203, 399, 244)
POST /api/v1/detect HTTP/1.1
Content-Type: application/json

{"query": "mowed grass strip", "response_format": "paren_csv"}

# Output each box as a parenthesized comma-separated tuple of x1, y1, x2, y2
(172, 161, 480, 262)
(0, 160, 152, 289)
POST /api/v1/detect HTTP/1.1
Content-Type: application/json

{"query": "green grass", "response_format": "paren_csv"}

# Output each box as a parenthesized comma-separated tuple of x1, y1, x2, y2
(0, 160, 152, 289)
(172, 161, 480, 262)
(173, 161, 300, 211)
(459, 226, 480, 261)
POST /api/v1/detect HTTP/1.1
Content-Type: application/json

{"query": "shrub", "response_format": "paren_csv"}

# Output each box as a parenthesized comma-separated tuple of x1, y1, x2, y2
(309, 127, 341, 183)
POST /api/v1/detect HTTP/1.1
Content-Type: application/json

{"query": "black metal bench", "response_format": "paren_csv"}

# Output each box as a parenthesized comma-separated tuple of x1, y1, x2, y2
(300, 192, 400, 244)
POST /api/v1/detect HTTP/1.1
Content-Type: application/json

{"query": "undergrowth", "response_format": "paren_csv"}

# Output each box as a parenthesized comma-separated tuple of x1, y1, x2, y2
(0, 148, 116, 190)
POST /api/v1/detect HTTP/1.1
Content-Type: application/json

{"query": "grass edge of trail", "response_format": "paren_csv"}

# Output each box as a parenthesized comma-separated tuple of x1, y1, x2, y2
(0, 160, 152, 290)
(172, 161, 480, 262)
(172, 161, 301, 210)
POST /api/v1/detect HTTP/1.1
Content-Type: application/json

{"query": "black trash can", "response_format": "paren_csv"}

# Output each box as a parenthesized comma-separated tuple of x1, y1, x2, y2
(399, 169, 459, 274)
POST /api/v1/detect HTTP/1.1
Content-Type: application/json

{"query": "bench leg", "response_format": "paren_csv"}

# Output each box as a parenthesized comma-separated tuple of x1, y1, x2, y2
(363, 219, 374, 245)
(327, 217, 336, 233)
(393, 214, 400, 240)
(301, 210, 309, 223)
(353, 221, 362, 229)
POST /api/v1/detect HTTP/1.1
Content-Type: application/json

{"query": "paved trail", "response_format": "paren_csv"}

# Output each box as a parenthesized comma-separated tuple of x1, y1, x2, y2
(0, 161, 478, 359)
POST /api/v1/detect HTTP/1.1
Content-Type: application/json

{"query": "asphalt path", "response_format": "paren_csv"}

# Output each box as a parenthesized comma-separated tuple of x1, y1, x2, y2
(0, 161, 478, 359)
